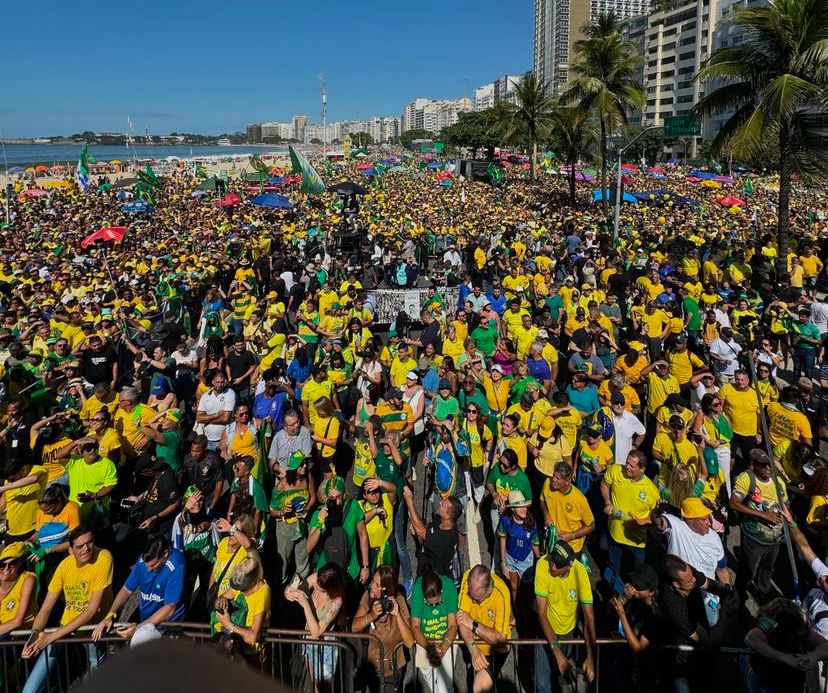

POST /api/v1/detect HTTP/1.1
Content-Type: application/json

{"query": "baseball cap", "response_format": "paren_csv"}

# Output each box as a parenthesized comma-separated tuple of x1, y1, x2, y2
(491, 364, 504, 374)
(406, 371, 419, 381)
(537, 329, 549, 339)
(681, 497, 712, 519)
(610, 391, 626, 405)
(547, 539, 576, 569)
(288, 450, 307, 471)
(0, 543, 25, 561)
(750, 449, 771, 466)
(438, 379, 451, 390)
(668, 414, 685, 428)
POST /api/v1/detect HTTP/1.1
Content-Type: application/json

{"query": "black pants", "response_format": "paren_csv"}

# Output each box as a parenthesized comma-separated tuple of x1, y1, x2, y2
(737, 533, 781, 601)
(730, 432, 758, 476)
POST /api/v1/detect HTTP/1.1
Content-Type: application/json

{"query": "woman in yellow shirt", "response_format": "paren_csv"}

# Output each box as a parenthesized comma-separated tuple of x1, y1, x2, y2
(311, 397, 340, 478)
(441, 324, 465, 363)
(220, 402, 260, 475)
(214, 555, 271, 663)
(0, 543, 36, 636)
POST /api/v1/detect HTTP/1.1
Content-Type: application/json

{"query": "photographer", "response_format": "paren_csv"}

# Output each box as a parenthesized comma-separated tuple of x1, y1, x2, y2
(410, 563, 459, 693)
(91, 536, 185, 644)
(352, 564, 414, 691)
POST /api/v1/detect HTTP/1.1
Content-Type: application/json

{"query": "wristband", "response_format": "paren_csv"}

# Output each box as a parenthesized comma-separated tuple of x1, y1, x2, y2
(789, 521, 798, 529)
(106, 611, 117, 621)
(550, 640, 560, 649)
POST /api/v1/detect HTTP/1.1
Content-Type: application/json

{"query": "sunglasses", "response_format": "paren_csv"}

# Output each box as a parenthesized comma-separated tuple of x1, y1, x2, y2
(91, 417, 106, 422)
(0, 560, 18, 570)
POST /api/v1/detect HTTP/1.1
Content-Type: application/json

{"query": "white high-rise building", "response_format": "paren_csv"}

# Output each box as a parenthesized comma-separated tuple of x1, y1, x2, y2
(474, 83, 495, 111)
(535, 0, 652, 95)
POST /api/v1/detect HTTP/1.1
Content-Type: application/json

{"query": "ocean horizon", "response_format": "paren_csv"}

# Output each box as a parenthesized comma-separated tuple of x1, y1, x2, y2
(0, 143, 290, 168)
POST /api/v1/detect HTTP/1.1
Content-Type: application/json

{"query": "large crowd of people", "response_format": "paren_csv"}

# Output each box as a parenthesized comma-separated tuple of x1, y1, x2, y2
(0, 151, 826, 692)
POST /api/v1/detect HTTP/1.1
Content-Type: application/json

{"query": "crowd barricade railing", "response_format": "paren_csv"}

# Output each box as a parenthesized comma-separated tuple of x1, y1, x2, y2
(5, 624, 810, 693)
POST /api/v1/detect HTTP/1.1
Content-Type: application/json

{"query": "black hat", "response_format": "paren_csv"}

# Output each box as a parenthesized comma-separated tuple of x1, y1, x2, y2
(629, 564, 659, 592)
(547, 539, 576, 569)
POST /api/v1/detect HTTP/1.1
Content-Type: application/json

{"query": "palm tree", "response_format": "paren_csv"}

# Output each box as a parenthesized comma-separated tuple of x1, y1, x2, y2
(548, 106, 598, 204)
(693, 0, 828, 279)
(486, 73, 556, 180)
(561, 13, 645, 212)
(484, 100, 521, 151)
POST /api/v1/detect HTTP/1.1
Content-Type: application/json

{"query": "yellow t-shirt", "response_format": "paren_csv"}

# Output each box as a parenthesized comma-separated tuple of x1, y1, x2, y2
(390, 356, 418, 389)
(114, 404, 156, 458)
(91, 427, 123, 466)
(5, 465, 47, 536)
(615, 355, 649, 385)
(646, 372, 680, 414)
(228, 582, 271, 653)
(502, 434, 529, 471)
(800, 255, 823, 277)
(49, 549, 114, 626)
(34, 436, 73, 483)
(667, 350, 704, 385)
(641, 311, 668, 338)
(807, 495, 828, 545)
(578, 440, 613, 475)
(458, 570, 512, 655)
(652, 434, 700, 487)
(79, 394, 118, 422)
(301, 378, 334, 425)
(211, 538, 249, 596)
(313, 415, 340, 460)
(767, 401, 812, 480)
(534, 557, 592, 635)
(541, 482, 593, 554)
(604, 463, 658, 547)
(360, 494, 394, 558)
(719, 383, 760, 437)
(555, 409, 584, 448)
(0, 570, 36, 627)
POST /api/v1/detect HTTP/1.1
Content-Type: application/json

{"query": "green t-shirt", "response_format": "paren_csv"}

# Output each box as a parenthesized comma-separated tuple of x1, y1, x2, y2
(486, 465, 533, 502)
(410, 575, 458, 640)
(155, 430, 182, 472)
(309, 499, 365, 579)
(432, 395, 460, 422)
(471, 324, 499, 357)
(683, 296, 702, 331)
(65, 455, 119, 518)
(375, 448, 403, 497)
(545, 294, 564, 321)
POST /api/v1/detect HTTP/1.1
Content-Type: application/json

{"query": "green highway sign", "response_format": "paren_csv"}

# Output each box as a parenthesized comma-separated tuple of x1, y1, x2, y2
(663, 115, 701, 138)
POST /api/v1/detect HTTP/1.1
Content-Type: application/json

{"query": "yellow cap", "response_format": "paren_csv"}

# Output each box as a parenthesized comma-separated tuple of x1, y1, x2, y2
(0, 542, 25, 561)
(681, 497, 712, 519)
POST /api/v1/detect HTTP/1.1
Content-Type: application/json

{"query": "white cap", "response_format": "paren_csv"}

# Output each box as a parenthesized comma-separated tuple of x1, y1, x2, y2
(406, 371, 418, 381)
(491, 364, 504, 373)
(537, 329, 549, 338)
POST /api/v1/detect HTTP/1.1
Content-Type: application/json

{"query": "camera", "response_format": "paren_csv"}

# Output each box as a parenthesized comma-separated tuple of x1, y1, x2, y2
(326, 498, 343, 527)
(379, 587, 394, 615)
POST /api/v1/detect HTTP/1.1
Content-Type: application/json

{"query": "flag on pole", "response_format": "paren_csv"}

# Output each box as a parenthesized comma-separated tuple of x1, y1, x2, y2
(138, 164, 160, 188)
(249, 154, 268, 177)
(288, 146, 326, 195)
(76, 144, 92, 192)
(744, 176, 754, 196)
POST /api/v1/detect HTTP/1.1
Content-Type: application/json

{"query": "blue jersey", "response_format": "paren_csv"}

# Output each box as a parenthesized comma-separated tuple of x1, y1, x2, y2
(497, 514, 538, 562)
(124, 548, 186, 622)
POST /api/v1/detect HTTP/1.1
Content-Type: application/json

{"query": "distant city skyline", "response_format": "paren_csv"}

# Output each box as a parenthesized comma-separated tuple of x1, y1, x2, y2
(4, 0, 532, 138)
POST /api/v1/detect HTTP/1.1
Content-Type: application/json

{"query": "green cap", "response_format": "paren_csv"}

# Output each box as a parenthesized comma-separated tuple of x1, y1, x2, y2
(288, 450, 307, 471)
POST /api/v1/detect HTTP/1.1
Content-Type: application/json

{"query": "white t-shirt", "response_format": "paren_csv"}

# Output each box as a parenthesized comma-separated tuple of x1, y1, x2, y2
(709, 338, 741, 377)
(665, 514, 725, 580)
(612, 411, 646, 465)
(197, 388, 237, 442)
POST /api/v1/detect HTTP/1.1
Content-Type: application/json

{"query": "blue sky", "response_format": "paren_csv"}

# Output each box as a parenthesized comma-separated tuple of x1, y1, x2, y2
(3, 1, 532, 137)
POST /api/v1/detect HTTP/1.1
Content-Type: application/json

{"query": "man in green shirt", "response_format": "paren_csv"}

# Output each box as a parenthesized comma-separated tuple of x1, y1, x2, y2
(140, 410, 182, 472)
(471, 315, 499, 358)
(787, 307, 822, 381)
(430, 380, 460, 425)
(680, 287, 702, 352)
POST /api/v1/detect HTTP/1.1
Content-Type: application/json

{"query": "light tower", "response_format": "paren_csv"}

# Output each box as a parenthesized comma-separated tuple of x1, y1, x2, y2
(318, 73, 327, 157)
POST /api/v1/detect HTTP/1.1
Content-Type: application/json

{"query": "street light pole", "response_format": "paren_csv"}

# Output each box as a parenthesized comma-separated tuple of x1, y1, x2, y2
(613, 125, 661, 244)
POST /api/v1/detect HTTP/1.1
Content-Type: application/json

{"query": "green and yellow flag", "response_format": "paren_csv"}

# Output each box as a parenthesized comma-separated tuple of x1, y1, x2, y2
(288, 146, 326, 195)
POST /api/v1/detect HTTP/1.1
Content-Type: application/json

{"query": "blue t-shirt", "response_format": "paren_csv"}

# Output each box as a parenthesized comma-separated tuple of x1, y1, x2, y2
(252, 391, 287, 432)
(124, 549, 186, 622)
(497, 514, 538, 562)
(565, 384, 600, 417)
(526, 357, 552, 382)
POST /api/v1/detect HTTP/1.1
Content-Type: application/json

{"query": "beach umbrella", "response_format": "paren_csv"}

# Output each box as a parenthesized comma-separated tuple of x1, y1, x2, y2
(440, 180, 454, 187)
(714, 175, 735, 184)
(621, 163, 638, 171)
(701, 179, 722, 188)
(111, 177, 140, 189)
(359, 168, 375, 177)
(686, 176, 702, 182)
(574, 172, 594, 181)
(251, 192, 294, 210)
(8, 166, 24, 174)
(356, 163, 372, 171)
(50, 165, 66, 171)
(115, 191, 132, 201)
(80, 226, 127, 249)
(583, 167, 598, 175)
(593, 189, 638, 204)
(269, 176, 285, 185)
(122, 201, 152, 213)
(41, 180, 69, 189)
(331, 181, 367, 196)
(718, 195, 746, 207)
(219, 193, 242, 207)
(110, 160, 123, 165)
(190, 190, 207, 198)
(34, 165, 49, 173)
(688, 170, 716, 180)
(387, 166, 407, 173)
(18, 189, 48, 199)
(426, 161, 444, 170)
(650, 167, 666, 174)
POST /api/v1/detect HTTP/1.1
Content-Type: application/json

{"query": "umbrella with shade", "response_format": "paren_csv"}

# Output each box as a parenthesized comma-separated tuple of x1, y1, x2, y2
(110, 160, 123, 165)
(251, 192, 294, 210)
(387, 166, 407, 173)
(718, 195, 746, 207)
(650, 167, 666, 174)
(331, 181, 367, 196)
(190, 190, 207, 198)
(34, 165, 49, 173)
(269, 176, 285, 185)
(583, 167, 598, 175)
(575, 172, 594, 182)
(8, 166, 24, 174)
(620, 163, 638, 171)
(81, 226, 127, 249)
(686, 176, 702, 183)
(356, 163, 372, 171)
(111, 177, 140, 189)
(219, 193, 242, 207)
(122, 201, 152, 213)
(359, 168, 375, 177)
(41, 180, 69, 189)
(426, 161, 444, 170)
(50, 165, 66, 172)
(688, 170, 716, 180)
(701, 180, 722, 189)
(18, 189, 48, 199)
(714, 175, 735, 184)
(593, 189, 638, 204)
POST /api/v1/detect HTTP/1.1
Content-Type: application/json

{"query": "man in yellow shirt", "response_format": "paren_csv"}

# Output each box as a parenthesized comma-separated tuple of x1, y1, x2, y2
(457, 565, 512, 693)
(22, 527, 113, 688)
(766, 387, 813, 482)
(540, 461, 594, 555)
(601, 449, 658, 578)
(641, 360, 681, 416)
(534, 540, 596, 683)
(719, 370, 761, 466)
(512, 313, 539, 360)
(389, 343, 418, 389)
(666, 336, 705, 394)
(113, 387, 155, 461)
(300, 364, 336, 427)
(800, 247, 824, 299)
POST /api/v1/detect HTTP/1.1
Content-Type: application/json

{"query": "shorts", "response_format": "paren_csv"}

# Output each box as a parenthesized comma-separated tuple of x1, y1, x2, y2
(805, 276, 817, 289)
(505, 552, 535, 577)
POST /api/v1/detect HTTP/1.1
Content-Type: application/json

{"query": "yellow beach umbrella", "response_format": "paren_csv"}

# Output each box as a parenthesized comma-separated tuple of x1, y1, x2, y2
(110, 160, 123, 165)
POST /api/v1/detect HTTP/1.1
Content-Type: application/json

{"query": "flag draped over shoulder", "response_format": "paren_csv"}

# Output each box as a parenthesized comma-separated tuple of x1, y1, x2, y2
(76, 144, 91, 192)
(288, 146, 326, 195)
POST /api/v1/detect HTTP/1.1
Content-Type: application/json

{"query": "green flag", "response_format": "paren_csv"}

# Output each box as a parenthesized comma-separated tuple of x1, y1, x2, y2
(135, 182, 156, 206)
(195, 163, 208, 179)
(486, 162, 504, 184)
(76, 144, 92, 191)
(288, 146, 326, 195)
(744, 177, 754, 196)
(138, 165, 160, 189)
(250, 154, 268, 177)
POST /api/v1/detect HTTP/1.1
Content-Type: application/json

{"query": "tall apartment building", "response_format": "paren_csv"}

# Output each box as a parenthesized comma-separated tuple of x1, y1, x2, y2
(625, 0, 714, 156)
(402, 98, 472, 134)
(246, 123, 262, 142)
(474, 83, 495, 111)
(534, 0, 652, 95)
(292, 115, 308, 142)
